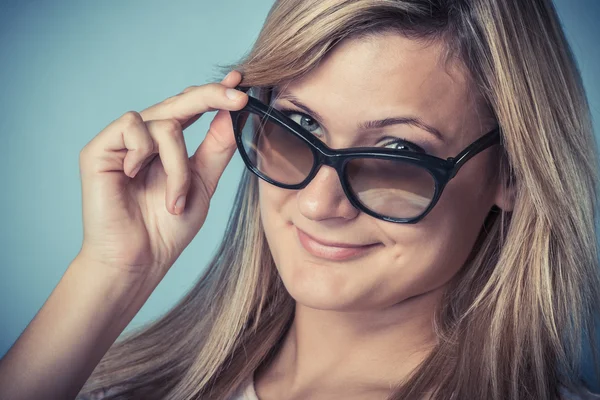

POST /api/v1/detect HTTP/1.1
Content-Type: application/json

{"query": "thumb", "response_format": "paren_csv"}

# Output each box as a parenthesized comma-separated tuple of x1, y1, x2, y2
(189, 109, 239, 198)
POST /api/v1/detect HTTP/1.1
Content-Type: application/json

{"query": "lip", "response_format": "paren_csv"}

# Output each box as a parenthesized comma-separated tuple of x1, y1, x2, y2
(295, 227, 379, 261)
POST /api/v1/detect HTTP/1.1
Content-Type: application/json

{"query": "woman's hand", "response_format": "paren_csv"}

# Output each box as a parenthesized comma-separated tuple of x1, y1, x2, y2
(77, 70, 247, 282)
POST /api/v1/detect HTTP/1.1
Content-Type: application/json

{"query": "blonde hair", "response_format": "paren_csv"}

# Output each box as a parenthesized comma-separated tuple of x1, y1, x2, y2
(80, 0, 600, 399)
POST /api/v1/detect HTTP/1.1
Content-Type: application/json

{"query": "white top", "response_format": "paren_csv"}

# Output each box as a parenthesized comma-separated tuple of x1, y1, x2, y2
(224, 377, 600, 400)
(80, 378, 599, 399)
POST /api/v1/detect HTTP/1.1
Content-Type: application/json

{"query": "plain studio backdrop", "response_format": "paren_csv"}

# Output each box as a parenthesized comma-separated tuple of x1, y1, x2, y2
(0, 0, 599, 391)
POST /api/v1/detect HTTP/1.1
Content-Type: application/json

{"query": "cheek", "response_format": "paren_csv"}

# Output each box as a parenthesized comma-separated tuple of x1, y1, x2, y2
(258, 180, 290, 217)
(373, 218, 465, 305)
(258, 180, 295, 259)
(376, 158, 498, 299)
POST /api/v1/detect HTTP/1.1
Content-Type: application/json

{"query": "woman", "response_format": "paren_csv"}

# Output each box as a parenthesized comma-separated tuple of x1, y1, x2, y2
(0, 0, 598, 399)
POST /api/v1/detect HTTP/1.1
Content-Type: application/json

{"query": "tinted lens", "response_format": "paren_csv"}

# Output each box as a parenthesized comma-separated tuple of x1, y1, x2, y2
(346, 158, 436, 219)
(237, 110, 314, 185)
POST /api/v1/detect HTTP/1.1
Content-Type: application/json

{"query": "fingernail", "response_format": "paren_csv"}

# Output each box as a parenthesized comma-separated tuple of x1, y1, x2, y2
(130, 163, 142, 178)
(175, 195, 186, 214)
(226, 88, 243, 100)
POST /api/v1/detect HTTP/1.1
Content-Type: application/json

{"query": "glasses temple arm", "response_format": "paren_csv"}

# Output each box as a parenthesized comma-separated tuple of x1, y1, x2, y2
(447, 128, 502, 179)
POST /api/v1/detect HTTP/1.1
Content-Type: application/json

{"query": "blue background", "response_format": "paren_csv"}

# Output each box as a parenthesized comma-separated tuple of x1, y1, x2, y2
(1, 0, 598, 390)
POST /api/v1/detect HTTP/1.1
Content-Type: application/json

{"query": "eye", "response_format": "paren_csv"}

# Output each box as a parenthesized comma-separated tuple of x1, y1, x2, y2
(278, 108, 324, 137)
(380, 137, 426, 153)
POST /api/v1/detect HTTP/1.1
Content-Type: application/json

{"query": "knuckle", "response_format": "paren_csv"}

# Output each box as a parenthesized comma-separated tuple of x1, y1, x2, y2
(121, 111, 143, 127)
(162, 95, 178, 105)
(79, 145, 90, 162)
(182, 85, 198, 94)
(206, 82, 224, 96)
(179, 166, 192, 183)
(79, 144, 95, 171)
(137, 140, 155, 155)
(206, 126, 229, 152)
(162, 119, 183, 138)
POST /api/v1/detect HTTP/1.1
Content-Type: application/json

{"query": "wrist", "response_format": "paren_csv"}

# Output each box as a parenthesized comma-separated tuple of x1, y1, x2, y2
(67, 255, 159, 330)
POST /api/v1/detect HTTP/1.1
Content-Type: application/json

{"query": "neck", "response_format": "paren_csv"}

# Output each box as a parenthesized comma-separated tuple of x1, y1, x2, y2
(255, 284, 443, 398)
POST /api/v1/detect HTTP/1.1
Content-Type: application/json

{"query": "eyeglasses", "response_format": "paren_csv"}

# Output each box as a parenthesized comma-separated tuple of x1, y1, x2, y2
(229, 86, 501, 224)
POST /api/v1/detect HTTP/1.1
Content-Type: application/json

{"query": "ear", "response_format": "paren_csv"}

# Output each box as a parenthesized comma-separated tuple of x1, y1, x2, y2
(492, 169, 516, 212)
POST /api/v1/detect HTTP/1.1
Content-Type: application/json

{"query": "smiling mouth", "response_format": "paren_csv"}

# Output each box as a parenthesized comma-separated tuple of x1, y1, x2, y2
(295, 226, 380, 261)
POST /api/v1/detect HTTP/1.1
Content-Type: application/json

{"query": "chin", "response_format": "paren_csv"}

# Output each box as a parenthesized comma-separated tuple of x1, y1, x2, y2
(274, 255, 371, 311)
(287, 288, 356, 311)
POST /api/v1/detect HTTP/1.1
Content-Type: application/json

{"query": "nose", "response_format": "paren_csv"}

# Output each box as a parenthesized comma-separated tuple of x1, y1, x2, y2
(296, 165, 360, 222)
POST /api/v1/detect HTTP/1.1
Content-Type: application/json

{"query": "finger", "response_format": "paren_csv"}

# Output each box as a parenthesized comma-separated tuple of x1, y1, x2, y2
(177, 70, 243, 131)
(178, 69, 241, 96)
(173, 70, 242, 130)
(81, 111, 155, 177)
(82, 112, 191, 216)
(189, 109, 238, 198)
(220, 69, 243, 86)
(139, 73, 247, 128)
(154, 70, 245, 130)
(144, 119, 191, 215)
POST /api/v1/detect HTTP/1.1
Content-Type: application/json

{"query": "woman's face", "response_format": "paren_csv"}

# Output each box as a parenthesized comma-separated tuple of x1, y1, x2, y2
(258, 33, 510, 311)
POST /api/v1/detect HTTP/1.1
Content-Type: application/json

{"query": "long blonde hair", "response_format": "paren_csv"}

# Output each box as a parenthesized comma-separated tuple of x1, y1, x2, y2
(80, 0, 600, 399)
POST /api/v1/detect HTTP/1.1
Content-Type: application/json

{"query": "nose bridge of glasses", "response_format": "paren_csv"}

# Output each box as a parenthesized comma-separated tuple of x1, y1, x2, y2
(312, 145, 349, 179)
(300, 146, 351, 197)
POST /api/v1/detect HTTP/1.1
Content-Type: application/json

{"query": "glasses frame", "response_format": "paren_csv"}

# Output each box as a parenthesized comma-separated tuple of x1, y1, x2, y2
(229, 86, 501, 224)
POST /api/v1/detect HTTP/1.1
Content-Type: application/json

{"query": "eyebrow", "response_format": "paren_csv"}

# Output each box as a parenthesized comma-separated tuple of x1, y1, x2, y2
(272, 91, 445, 142)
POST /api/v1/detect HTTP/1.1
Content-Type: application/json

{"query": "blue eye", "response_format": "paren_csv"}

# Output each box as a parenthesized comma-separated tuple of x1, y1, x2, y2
(381, 137, 426, 153)
(279, 108, 324, 137)
(276, 107, 427, 153)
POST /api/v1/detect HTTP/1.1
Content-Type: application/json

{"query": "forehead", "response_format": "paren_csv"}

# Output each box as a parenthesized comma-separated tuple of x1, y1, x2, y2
(276, 33, 489, 144)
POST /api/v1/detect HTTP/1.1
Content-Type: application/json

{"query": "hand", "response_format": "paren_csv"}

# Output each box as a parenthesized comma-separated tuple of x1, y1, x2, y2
(76, 71, 248, 282)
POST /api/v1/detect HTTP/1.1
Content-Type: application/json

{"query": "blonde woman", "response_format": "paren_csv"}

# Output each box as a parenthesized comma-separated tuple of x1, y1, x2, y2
(1, 0, 599, 399)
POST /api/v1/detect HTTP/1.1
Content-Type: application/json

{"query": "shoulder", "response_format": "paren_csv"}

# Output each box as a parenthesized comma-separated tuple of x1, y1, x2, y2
(559, 385, 600, 400)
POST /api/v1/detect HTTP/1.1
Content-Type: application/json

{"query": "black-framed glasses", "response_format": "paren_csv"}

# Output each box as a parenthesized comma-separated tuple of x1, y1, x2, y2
(229, 86, 501, 224)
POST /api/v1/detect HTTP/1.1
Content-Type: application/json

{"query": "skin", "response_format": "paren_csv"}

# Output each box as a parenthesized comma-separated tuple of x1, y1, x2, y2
(254, 33, 514, 400)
